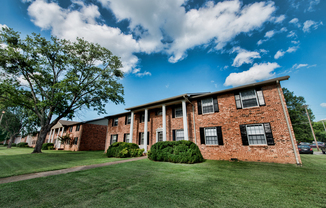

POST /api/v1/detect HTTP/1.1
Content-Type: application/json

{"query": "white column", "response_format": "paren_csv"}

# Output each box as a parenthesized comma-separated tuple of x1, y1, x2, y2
(182, 100, 188, 141)
(129, 112, 134, 143)
(144, 108, 148, 152)
(162, 105, 166, 141)
(58, 127, 64, 148)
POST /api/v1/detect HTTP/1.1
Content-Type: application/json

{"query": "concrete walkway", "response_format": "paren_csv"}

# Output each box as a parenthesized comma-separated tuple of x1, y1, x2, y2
(0, 156, 147, 185)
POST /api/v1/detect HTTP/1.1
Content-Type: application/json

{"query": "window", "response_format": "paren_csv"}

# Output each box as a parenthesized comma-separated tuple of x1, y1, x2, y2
(124, 133, 130, 143)
(157, 131, 163, 142)
(112, 118, 118, 126)
(240, 89, 259, 108)
(156, 109, 162, 116)
(240, 123, 274, 146)
(235, 88, 265, 109)
(175, 107, 183, 118)
(110, 134, 118, 145)
(246, 124, 266, 145)
(139, 113, 150, 123)
(69, 127, 73, 132)
(172, 129, 184, 141)
(200, 127, 223, 145)
(138, 132, 149, 145)
(76, 125, 80, 131)
(74, 137, 78, 145)
(125, 115, 131, 125)
(202, 98, 214, 114)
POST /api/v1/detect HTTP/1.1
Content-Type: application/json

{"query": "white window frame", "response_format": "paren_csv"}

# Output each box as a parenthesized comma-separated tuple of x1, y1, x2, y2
(175, 107, 183, 118)
(140, 132, 144, 145)
(201, 98, 214, 114)
(126, 115, 131, 124)
(246, 124, 267, 145)
(156, 109, 162, 116)
(240, 89, 259, 109)
(204, 127, 219, 145)
(111, 134, 118, 144)
(125, 133, 130, 143)
(175, 129, 184, 141)
(156, 128, 163, 142)
(113, 118, 118, 126)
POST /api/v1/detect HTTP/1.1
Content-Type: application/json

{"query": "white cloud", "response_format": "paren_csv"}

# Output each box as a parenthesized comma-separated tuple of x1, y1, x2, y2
(257, 39, 264, 45)
(320, 103, 326, 108)
(274, 50, 285, 59)
(265, 30, 275, 38)
(287, 31, 297, 38)
(135, 71, 151, 77)
(274, 46, 298, 59)
(232, 47, 261, 67)
(303, 20, 323, 33)
(27, 0, 141, 73)
(274, 15, 285, 23)
(132, 68, 140, 74)
(26, 0, 278, 70)
(292, 64, 316, 69)
(308, 0, 320, 12)
(289, 18, 301, 27)
(224, 62, 280, 87)
(100, 0, 277, 63)
(291, 40, 300, 44)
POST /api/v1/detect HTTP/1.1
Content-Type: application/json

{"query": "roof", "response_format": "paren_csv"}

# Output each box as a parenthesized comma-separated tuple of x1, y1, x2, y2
(192, 76, 290, 99)
(125, 76, 289, 112)
(125, 93, 208, 112)
(59, 120, 80, 126)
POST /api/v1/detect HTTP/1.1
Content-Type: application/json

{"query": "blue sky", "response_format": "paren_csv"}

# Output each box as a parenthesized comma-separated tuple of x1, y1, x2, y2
(1, 0, 325, 122)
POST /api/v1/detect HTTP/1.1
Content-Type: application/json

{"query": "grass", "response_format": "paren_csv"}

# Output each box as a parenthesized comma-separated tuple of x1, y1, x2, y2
(0, 153, 325, 207)
(0, 146, 128, 178)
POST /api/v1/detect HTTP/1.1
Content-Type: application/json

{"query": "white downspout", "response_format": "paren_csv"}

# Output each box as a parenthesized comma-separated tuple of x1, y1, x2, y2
(276, 80, 301, 165)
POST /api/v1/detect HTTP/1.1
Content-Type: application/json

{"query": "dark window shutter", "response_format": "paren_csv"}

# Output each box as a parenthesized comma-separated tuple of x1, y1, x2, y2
(200, 128, 205, 144)
(139, 113, 143, 123)
(125, 115, 127, 125)
(111, 119, 114, 126)
(256, 88, 266, 106)
(264, 123, 275, 145)
(172, 130, 176, 141)
(213, 96, 219, 112)
(216, 126, 223, 145)
(234, 92, 242, 109)
(123, 134, 126, 142)
(240, 125, 249, 146)
(110, 135, 113, 145)
(148, 114, 150, 122)
(139, 132, 141, 145)
(147, 132, 150, 145)
(116, 135, 118, 142)
(197, 100, 202, 115)
(172, 107, 175, 118)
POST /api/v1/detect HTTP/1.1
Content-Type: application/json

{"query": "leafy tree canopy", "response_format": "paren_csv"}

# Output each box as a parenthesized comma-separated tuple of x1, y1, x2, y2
(0, 28, 124, 152)
(282, 88, 314, 142)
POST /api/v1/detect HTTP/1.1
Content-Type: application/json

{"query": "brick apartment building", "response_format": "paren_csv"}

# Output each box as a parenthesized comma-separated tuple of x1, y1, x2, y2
(105, 76, 301, 165)
(41, 118, 108, 151)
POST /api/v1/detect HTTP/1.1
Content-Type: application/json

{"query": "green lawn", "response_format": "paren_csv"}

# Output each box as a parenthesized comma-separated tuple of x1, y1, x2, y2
(0, 146, 127, 178)
(0, 153, 325, 207)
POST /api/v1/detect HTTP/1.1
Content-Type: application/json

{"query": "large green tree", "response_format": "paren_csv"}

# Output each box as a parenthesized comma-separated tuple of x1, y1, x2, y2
(0, 28, 124, 153)
(282, 88, 314, 142)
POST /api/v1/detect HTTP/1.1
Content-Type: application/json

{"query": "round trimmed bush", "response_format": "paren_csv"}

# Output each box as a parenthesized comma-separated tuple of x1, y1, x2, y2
(148, 140, 204, 164)
(106, 142, 144, 158)
(17, 142, 28, 147)
(42, 143, 54, 150)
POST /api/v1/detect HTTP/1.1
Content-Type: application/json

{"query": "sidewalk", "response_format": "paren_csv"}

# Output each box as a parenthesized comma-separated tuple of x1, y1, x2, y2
(0, 156, 147, 185)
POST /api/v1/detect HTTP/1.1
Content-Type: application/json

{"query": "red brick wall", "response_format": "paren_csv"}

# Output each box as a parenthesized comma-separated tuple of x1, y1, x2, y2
(105, 83, 300, 164)
(79, 124, 107, 151)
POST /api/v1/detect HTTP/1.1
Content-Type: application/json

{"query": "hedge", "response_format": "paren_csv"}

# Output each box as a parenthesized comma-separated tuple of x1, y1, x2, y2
(42, 143, 54, 150)
(106, 142, 144, 158)
(17, 142, 29, 147)
(147, 140, 204, 164)
(11, 143, 16, 147)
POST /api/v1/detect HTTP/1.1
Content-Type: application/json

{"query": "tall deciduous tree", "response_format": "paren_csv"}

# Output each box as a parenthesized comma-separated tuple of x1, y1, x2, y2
(0, 28, 124, 153)
(282, 88, 314, 142)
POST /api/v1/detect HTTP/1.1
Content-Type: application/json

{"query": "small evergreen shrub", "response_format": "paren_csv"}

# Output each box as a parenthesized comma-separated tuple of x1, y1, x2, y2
(106, 142, 144, 158)
(42, 143, 54, 150)
(148, 140, 204, 164)
(4, 144, 8, 146)
(17, 142, 28, 147)
(11, 143, 17, 147)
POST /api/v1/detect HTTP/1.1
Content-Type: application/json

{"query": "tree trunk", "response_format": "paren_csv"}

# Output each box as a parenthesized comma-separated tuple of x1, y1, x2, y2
(32, 125, 51, 153)
(7, 135, 15, 148)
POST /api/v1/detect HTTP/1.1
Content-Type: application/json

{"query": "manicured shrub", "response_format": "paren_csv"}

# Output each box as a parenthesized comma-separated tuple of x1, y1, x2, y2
(42, 143, 54, 150)
(4, 144, 8, 146)
(148, 140, 204, 164)
(106, 142, 144, 158)
(17, 142, 28, 147)
(11, 143, 17, 147)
